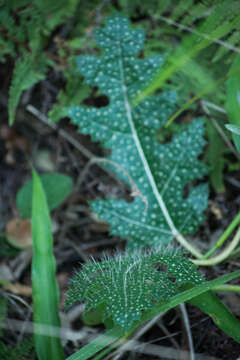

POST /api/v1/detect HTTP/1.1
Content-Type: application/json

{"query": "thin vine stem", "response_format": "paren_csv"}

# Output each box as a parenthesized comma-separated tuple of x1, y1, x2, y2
(202, 210, 240, 259)
(213, 285, 240, 293)
(193, 227, 240, 266)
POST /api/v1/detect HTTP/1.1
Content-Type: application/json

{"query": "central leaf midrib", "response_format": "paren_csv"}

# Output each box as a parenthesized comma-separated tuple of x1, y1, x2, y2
(117, 44, 178, 239)
(103, 208, 172, 235)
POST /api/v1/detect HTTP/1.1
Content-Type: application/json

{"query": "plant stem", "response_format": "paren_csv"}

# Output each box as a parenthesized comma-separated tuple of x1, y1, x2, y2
(213, 285, 240, 292)
(119, 41, 203, 259)
(202, 210, 240, 259)
(193, 227, 240, 266)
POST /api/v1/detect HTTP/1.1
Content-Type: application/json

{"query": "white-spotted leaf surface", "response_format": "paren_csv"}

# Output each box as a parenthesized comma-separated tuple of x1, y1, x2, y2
(66, 249, 205, 329)
(68, 15, 208, 248)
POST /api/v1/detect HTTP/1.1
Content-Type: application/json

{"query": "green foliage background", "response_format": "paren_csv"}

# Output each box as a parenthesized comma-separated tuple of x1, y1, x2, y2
(2, 0, 240, 191)
(1, 0, 240, 357)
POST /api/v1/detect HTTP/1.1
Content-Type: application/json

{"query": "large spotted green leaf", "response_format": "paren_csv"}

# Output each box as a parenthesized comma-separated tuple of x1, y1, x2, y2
(68, 15, 208, 248)
(66, 249, 204, 330)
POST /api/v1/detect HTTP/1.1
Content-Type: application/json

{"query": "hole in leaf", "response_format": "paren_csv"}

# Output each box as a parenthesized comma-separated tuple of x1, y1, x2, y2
(157, 128, 173, 144)
(94, 94, 109, 107)
(144, 279, 154, 285)
(183, 184, 190, 199)
(153, 262, 168, 272)
(168, 276, 176, 283)
(84, 88, 109, 108)
(137, 50, 144, 59)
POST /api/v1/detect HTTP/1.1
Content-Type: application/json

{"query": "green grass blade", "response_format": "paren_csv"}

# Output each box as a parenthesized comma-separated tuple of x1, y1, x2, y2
(226, 54, 240, 126)
(166, 64, 240, 127)
(205, 121, 225, 193)
(134, 14, 240, 105)
(31, 169, 64, 360)
(67, 270, 240, 360)
(66, 326, 125, 360)
(189, 291, 240, 343)
(141, 270, 240, 325)
(226, 124, 240, 154)
(225, 55, 240, 153)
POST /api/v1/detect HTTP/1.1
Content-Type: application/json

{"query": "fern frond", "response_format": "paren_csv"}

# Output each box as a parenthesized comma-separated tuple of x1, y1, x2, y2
(68, 15, 208, 250)
(181, 4, 209, 25)
(8, 53, 49, 125)
(34, 0, 78, 32)
(175, 0, 240, 62)
(48, 60, 90, 123)
(3, 0, 81, 125)
(171, 0, 195, 22)
(213, 28, 240, 63)
(66, 248, 204, 330)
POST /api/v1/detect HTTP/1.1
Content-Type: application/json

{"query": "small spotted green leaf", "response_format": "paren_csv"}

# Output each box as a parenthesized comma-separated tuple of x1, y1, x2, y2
(68, 15, 208, 248)
(66, 248, 205, 330)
